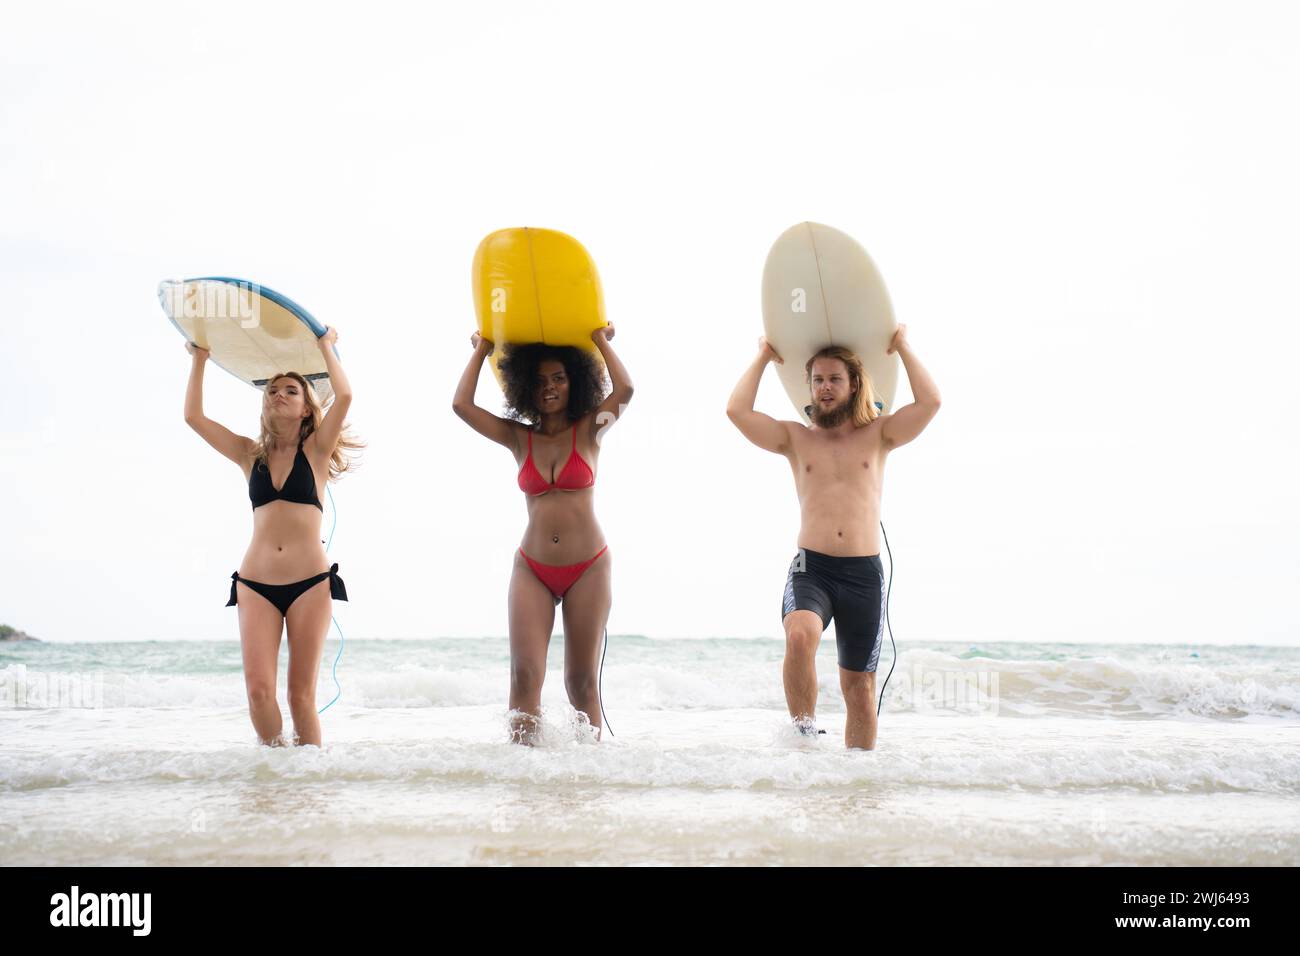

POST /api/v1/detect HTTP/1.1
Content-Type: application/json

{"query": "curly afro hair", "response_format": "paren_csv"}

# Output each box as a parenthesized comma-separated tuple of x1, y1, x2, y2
(498, 342, 608, 426)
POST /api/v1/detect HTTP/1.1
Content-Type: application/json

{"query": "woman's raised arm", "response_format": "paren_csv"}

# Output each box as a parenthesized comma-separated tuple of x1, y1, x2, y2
(589, 322, 634, 444)
(183, 343, 254, 466)
(310, 327, 353, 455)
(452, 332, 518, 451)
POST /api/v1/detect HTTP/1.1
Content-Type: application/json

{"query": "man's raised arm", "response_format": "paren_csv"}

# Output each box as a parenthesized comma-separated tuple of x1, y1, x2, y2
(880, 324, 941, 450)
(726, 337, 792, 454)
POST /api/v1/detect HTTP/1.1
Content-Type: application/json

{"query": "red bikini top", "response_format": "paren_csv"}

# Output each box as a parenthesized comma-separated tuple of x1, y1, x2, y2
(518, 424, 595, 496)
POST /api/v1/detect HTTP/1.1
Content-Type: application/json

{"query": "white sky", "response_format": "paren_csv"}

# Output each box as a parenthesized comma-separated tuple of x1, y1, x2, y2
(1, 1, 1297, 645)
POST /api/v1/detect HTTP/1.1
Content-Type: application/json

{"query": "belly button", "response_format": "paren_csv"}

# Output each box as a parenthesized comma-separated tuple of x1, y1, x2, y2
(277, 546, 283, 552)
(552, 534, 560, 543)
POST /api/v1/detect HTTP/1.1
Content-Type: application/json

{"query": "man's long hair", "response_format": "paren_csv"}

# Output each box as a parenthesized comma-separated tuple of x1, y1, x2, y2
(804, 346, 880, 427)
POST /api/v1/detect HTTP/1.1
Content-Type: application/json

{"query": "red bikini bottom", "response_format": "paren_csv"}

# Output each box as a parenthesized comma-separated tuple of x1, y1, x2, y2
(519, 545, 608, 601)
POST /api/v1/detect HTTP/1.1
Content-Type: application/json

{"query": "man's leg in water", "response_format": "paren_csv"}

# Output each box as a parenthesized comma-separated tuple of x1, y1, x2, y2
(840, 667, 878, 750)
(782, 610, 823, 727)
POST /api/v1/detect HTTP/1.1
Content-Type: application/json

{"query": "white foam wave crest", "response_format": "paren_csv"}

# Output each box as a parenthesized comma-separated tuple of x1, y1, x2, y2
(3, 650, 1295, 722)
(884, 650, 1300, 721)
(4, 730, 1297, 795)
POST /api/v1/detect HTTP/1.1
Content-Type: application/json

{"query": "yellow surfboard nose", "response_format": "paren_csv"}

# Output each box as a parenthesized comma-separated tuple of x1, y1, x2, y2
(472, 227, 607, 389)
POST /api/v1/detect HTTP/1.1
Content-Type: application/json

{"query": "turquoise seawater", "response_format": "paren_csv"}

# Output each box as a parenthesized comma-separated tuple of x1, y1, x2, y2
(2, 637, 1297, 865)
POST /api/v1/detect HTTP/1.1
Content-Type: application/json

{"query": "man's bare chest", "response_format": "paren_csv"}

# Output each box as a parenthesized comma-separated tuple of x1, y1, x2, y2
(791, 434, 885, 486)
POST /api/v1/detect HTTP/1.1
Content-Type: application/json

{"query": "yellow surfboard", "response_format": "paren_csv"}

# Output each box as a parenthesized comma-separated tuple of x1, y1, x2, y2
(472, 227, 607, 389)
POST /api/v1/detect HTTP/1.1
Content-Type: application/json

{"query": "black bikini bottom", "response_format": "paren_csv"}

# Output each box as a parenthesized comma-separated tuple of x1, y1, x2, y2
(226, 563, 348, 617)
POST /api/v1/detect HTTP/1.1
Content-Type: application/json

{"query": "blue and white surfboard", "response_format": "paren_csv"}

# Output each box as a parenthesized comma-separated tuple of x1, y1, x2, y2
(159, 277, 336, 398)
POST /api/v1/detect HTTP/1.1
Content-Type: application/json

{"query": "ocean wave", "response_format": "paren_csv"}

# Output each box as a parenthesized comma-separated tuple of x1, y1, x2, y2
(2, 729, 1297, 796)
(882, 650, 1300, 722)
(3, 647, 1296, 722)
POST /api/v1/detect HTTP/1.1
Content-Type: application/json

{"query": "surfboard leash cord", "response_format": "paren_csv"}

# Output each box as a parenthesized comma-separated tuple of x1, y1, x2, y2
(317, 484, 345, 715)
(598, 625, 614, 738)
(878, 519, 897, 717)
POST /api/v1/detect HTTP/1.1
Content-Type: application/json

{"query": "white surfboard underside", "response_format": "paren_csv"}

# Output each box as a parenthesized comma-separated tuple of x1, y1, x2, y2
(159, 278, 334, 400)
(761, 222, 898, 423)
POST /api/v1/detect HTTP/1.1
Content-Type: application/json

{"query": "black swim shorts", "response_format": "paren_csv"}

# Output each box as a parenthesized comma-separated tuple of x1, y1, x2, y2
(781, 546, 885, 672)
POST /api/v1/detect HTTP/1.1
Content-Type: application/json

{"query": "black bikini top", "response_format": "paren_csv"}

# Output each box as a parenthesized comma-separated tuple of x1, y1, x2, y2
(249, 441, 322, 511)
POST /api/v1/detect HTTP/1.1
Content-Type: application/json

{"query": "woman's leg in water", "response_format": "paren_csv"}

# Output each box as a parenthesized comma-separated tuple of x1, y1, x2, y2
(236, 583, 285, 745)
(559, 549, 611, 740)
(508, 550, 557, 745)
(285, 578, 333, 746)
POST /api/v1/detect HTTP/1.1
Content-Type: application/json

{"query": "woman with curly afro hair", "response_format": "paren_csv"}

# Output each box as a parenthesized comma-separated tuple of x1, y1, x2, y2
(453, 325, 633, 744)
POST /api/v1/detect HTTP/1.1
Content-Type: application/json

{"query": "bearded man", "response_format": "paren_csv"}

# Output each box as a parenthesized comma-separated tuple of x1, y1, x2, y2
(726, 324, 940, 749)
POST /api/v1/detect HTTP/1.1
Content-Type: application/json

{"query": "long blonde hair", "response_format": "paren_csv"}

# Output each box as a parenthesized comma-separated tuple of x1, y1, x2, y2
(253, 372, 363, 481)
(804, 346, 880, 427)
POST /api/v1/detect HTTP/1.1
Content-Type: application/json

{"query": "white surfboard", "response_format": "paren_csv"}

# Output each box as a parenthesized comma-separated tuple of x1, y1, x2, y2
(158, 277, 335, 400)
(761, 223, 898, 423)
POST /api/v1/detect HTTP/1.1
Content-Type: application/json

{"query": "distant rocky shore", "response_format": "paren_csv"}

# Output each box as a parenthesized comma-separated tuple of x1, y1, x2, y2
(0, 624, 38, 642)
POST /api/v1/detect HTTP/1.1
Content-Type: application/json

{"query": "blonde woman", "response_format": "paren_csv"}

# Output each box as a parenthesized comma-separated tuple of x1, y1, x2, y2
(183, 329, 360, 746)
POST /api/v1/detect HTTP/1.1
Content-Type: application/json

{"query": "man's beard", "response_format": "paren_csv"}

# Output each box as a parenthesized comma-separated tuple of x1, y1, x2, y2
(810, 396, 854, 428)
